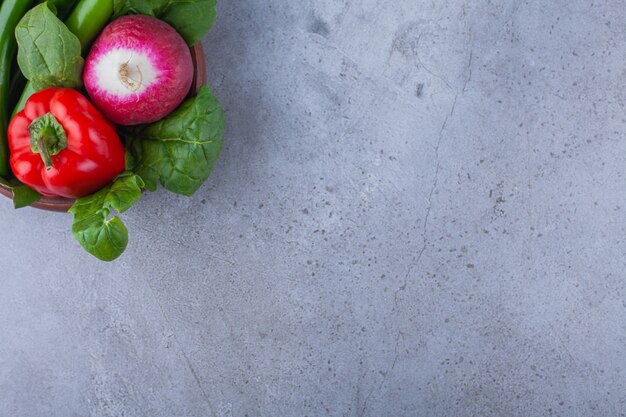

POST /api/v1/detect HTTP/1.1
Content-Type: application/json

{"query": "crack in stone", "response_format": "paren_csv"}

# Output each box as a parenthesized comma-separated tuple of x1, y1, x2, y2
(393, 30, 474, 315)
(143, 275, 218, 417)
(392, 91, 458, 315)
(415, 33, 454, 90)
(359, 332, 403, 417)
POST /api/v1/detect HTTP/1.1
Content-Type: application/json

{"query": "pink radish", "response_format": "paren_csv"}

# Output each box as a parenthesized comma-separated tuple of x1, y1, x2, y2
(83, 15, 193, 126)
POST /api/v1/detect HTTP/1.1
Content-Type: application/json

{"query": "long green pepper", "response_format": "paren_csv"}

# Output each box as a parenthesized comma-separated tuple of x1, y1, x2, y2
(0, 0, 36, 177)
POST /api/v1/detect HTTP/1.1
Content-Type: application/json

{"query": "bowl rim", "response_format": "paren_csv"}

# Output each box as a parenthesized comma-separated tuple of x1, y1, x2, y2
(0, 43, 207, 212)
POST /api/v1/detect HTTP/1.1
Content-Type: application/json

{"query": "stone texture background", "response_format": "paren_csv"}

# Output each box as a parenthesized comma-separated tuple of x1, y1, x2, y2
(1, 1, 625, 416)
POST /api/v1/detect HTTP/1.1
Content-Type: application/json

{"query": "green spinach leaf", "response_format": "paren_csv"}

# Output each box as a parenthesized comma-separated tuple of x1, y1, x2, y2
(68, 173, 144, 262)
(12, 185, 42, 209)
(16, 2, 84, 91)
(130, 86, 224, 196)
(0, 177, 42, 209)
(113, 0, 217, 45)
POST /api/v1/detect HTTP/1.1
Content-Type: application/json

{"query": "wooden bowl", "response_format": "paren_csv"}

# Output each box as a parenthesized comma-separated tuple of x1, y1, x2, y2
(0, 44, 207, 212)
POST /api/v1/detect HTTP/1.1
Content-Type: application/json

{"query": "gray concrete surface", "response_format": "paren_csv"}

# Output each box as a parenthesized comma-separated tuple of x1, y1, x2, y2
(1, 0, 625, 416)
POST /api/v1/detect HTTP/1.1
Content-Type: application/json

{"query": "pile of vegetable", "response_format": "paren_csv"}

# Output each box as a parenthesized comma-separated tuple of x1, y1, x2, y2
(0, 0, 224, 261)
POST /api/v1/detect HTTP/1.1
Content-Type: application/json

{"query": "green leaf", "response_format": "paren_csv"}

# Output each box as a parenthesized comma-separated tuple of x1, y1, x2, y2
(16, 2, 84, 91)
(68, 173, 144, 261)
(0, 177, 42, 209)
(123, 133, 142, 171)
(12, 185, 42, 209)
(113, 0, 217, 45)
(130, 86, 224, 196)
(0, 177, 11, 188)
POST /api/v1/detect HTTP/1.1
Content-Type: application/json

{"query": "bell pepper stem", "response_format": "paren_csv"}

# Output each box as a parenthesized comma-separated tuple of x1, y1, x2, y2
(28, 112, 67, 170)
(36, 137, 54, 170)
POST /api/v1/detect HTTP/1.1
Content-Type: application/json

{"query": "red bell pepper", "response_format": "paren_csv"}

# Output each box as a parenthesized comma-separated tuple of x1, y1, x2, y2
(8, 88, 125, 199)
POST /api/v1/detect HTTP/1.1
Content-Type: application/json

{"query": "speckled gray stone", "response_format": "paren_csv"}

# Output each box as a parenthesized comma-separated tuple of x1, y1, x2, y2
(1, 1, 625, 416)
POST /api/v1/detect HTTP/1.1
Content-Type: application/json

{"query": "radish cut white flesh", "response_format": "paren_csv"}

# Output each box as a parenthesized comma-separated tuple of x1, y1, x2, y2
(93, 49, 158, 97)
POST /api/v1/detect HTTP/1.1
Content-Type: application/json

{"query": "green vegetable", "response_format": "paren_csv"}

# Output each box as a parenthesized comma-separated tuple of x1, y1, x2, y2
(8, 1, 77, 111)
(45, 0, 79, 20)
(12, 84, 35, 116)
(129, 86, 224, 196)
(65, 0, 114, 52)
(8, 62, 27, 112)
(12, 184, 42, 208)
(13, 0, 114, 115)
(0, 0, 35, 177)
(15, 2, 84, 91)
(0, 177, 42, 209)
(69, 173, 144, 262)
(113, 0, 217, 45)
